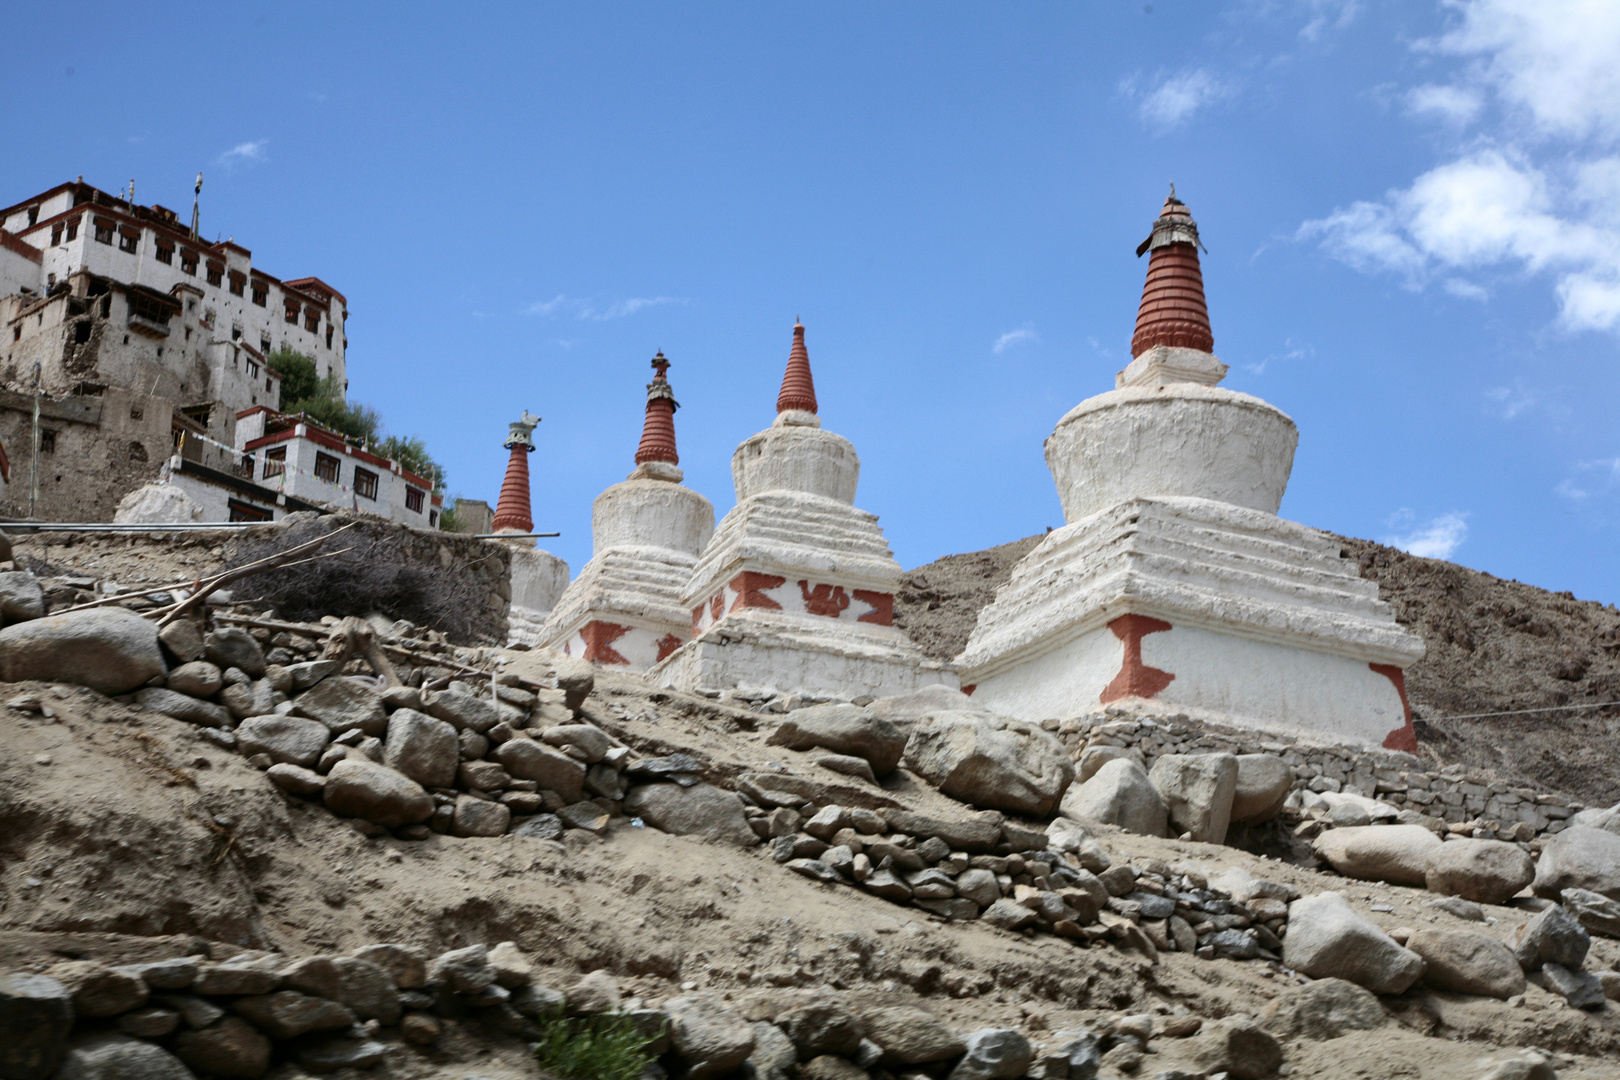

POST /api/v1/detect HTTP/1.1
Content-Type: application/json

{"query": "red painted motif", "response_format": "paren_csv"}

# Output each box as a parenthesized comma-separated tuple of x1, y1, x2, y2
(656, 633, 684, 662)
(798, 580, 850, 618)
(730, 572, 786, 611)
(854, 590, 894, 626)
(579, 621, 632, 666)
(692, 607, 704, 635)
(960, 684, 976, 697)
(1100, 614, 1176, 703)
(709, 593, 726, 622)
(1370, 663, 1419, 753)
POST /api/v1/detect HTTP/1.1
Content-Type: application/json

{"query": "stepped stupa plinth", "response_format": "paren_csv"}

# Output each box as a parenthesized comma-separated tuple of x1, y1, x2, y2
(492, 410, 569, 643)
(541, 354, 715, 669)
(957, 191, 1426, 749)
(652, 322, 955, 698)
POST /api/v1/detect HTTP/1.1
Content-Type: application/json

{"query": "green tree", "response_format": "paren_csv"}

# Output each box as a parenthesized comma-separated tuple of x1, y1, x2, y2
(377, 433, 447, 493)
(269, 348, 320, 405)
(268, 348, 437, 488)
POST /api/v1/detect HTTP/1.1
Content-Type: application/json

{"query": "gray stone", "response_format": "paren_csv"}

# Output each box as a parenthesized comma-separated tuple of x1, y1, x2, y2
(422, 687, 503, 732)
(322, 759, 434, 827)
(799, 1056, 866, 1080)
(1282, 892, 1426, 995)
(1541, 962, 1605, 1009)
(586, 762, 627, 800)
(1406, 929, 1525, 999)
(460, 759, 511, 790)
(748, 1020, 799, 1080)
(116, 1007, 180, 1038)
(293, 676, 388, 736)
(1513, 904, 1589, 972)
(554, 656, 596, 710)
(565, 970, 620, 1015)
(1312, 825, 1442, 887)
(0, 608, 165, 695)
(495, 738, 587, 801)
(666, 994, 756, 1080)
(1532, 826, 1620, 902)
(624, 781, 758, 846)
(1230, 754, 1295, 825)
(1076, 745, 1136, 784)
(788, 858, 842, 883)
(114, 959, 198, 992)
(284, 660, 339, 690)
(173, 1016, 270, 1078)
(0, 571, 44, 623)
(191, 961, 279, 997)
(293, 1036, 390, 1073)
(486, 942, 533, 988)
(453, 794, 511, 836)
(1148, 753, 1239, 844)
(266, 763, 325, 796)
(1060, 758, 1167, 837)
(229, 991, 354, 1038)
(1208, 929, 1261, 960)
(1424, 896, 1486, 923)
(557, 801, 611, 834)
(513, 814, 565, 841)
(236, 714, 329, 767)
(205, 628, 266, 678)
(1475, 1050, 1559, 1080)
(154, 994, 223, 1029)
(767, 704, 907, 776)
(54, 1033, 195, 1080)
(1189, 1018, 1283, 1080)
(949, 1028, 1032, 1080)
(350, 943, 427, 989)
(779, 997, 865, 1058)
(816, 753, 878, 783)
(46, 961, 148, 1018)
(382, 708, 459, 788)
(1424, 839, 1535, 906)
(1032, 1030, 1100, 1080)
(0, 973, 73, 1080)
(955, 868, 1002, 906)
(1562, 888, 1620, 939)
(1258, 977, 1385, 1041)
(541, 722, 612, 762)
(158, 620, 206, 663)
(135, 687, 231, 728)
(981, 898, 1039, 930)
(218, 680, 275, 720)
(883, 808, 1008, 851)
(165, 660, 223, 698)
(428, 945, 494, 994)
(864, 869, 912, 900)
(278, 955, 401, 1025)
(903, 710, 1073, 816)
(863, 1004, 965, 1065)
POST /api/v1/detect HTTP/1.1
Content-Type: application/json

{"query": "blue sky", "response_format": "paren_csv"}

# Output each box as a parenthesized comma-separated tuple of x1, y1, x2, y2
(6, 1, 1617, 604)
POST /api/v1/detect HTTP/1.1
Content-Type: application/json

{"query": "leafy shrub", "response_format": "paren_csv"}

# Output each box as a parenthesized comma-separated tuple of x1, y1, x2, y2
(531, 1011, 661, 1080)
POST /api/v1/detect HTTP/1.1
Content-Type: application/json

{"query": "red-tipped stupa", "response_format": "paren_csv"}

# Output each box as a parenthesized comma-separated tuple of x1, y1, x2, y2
(634, 351, 680, 466)
(1131, 189, 1213, 358)
(776, 321, 818, 414)
(492, 411, 539, 534)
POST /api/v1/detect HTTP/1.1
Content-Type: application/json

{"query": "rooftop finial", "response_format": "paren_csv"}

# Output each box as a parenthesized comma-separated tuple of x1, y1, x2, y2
(636, 352, 680, 467)
(1130, 191, 1213, 358)
(776, 321, 818, 415)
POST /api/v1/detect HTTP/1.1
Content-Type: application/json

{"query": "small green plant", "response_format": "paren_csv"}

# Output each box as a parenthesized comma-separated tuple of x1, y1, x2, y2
(531, 1011, 661, 1080)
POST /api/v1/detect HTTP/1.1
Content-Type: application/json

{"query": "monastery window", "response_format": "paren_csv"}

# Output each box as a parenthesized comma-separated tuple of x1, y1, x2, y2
(429, 510, 438, 527)
(284, 300, 298, 325)
(39, 430, 56, 454)
(314, 452, 341, 484)
(247, 361, 260, 379)
(155, 240, 173, 264)
(118, 227, 139, 254)
(26, 206, 39, 226)
(251, 282, 268, 306)
(206, 262, 224, 287)
(64, 217, 79, 242)
(228, 499, 272, 523)
(50, 224, 63, 246)
(181, 251, 198, 275)
(354, 467, 379, 501)
(325, 325, 334, 348)
(12, 326, 20, 342)
(304, 309, 320, 332)
(263, 446, 286, 478)
(74, 321, 91, 344)
(228, 271, 246, 297)
(231, 326, 241, 341)
(265, 377, 272, 392)
(260, 337, 271, 353)
(405, 486, 424, 513)
(93, 218, 114, 245)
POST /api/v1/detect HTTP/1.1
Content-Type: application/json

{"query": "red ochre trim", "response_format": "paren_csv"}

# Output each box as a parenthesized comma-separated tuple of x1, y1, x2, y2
(730, 571, 786, 611)
(1100, 614, 1175, 704)
(799, 580, 850, 618)
(960, 684, 976, 697)
(691, 607, 704, 635)
(491, 443, 534, 534)
(580, 621, 632, 666)
(854, 589, 894, 626)
(656, 633, 684, 662)
(1371, 663, 1419, 753)
(709, 594, 725, 623)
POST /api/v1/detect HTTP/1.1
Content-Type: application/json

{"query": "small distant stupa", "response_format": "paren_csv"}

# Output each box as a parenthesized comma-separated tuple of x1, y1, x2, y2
(491, 410, 569, 644)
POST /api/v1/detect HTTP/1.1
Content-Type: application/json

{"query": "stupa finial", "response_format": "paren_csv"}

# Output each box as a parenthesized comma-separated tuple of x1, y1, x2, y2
(1130, 191, 1213, 358)
(776, 320, 818, 415)
(493, 410, 538, 534)
(635, 351, 680, 466)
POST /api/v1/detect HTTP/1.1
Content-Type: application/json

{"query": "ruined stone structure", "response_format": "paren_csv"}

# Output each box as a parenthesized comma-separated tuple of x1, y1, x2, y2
(957, 192, 1426, 749)
(653, 323, 954, 698)
(541, 354, 715, 669)
(490, 410, 569, 642)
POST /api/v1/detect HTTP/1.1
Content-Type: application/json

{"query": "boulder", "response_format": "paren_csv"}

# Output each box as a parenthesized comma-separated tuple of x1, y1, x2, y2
(540, 723, 613, 762)
(1532, 826, 1620, 901)
(1424, 839, 1535, 905)
(948, 1029, 1033, 1080)
(799, 1056, 866, 1080)
(136, 687, 232, 729)
(748, 1021, 799, 1080)
(266, 764, 325, 796)
(422, 688, 503, 733)
(0, 973, 73, 1080)
(863, 1004, 965, 1065)
(1312, 825, 1441, 887)
(453, 795, 511, 837)
(292, 1035, 389, 1072)
(0, 609, 165, 695)
(1562, 888, 1620, 939)
(487, 942, 534, 988)
(1405, 929, 1525, 999)
(623, 782, 759, 847)
(878, 809, 1003, 853)
(236, 715, 329, 768)
(553, 657, 596, 711)
(322, 760, 433, 827)
(173, 1016, 271, 1078)
(1060, 758, 1167, 837)
(495, 739, 587, 801)
(230, 991, 354, 1038)
(903, 710, 1073, 816)
(665, 994, 756, 1080)
(54, 1033, 195, 1080)
(1475, 1050, 1559, 1080)
(1230, 754, 1295, 825)
(285, 660, 339, 691)
(1075, 745, 1137, 783)
(45, 961, 148, 1018)
(1188, 1018, 1283, 1080)
(0, 572, 45, 624)
(166, 660, 223, 698)
(158, 620, 206, 664)
(293, 677, 388, 736)
(1513, 904, 1589, 972)
(867, 684, 976, 727)
(1282, 892, 1425, 995)
(382, 708, 459, 788)
(204, 628, 266, 679)
(778, 998, 865, 1058)
(350, 944, 427, 990)
(767, 704, 907, 776)
(428, 945, 494, 994)
(566, 970, 621, 1015)
(1257, 977, 1385, 1041)
(513, 815, 565, 841)
(1148, 753, 1238, 844)
(1541, 962, 1606, 1009)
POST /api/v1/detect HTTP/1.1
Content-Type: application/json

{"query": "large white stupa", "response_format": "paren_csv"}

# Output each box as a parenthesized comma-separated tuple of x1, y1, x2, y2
(957, 193, 1426, 749)
(652, 323, 955, 699)
(541, 354, 715, 670)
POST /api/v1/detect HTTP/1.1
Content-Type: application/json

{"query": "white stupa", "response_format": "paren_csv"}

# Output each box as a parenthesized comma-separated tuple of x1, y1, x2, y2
(652, 322, 956, 699)
(540, 354, 716, 670)
(957, 193, 1426, 750)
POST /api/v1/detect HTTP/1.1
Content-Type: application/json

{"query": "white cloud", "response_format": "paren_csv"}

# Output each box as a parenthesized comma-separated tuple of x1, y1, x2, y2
(1128, 69, 1234, 129)
(1299, 0, 1361, 42)
(1385, 511, 1470, 559)
(993, 326, 1039, 354)
(1405, 83, 1484, 125)
(600, 296, 681, 319)
(1442, 277, 1488, 300)
(1556, 457, 1620, 501)
(217, 140, 267, 165)
(525, 294, 686, 320)
(1484, 382, 1535, 418)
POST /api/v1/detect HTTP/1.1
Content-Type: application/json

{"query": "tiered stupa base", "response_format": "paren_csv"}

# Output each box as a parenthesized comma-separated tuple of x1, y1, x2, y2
(505, 546, 570, 646)
(542, 546, 698, 669)
(957, 496, 1426, 749)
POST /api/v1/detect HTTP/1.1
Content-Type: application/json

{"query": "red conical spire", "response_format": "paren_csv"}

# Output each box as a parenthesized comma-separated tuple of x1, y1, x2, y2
(776, 320, 818, 415)
(492, 411, 539, 534)
(634, 351, 680, 466)
(1131, 189, 1214, 358)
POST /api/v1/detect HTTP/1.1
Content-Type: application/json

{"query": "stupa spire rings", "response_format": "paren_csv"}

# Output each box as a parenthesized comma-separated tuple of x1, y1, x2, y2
(1130, 189, 1214, 359)
(635, 351, 681, 467)
(775, 320, 819, 417)
(493, 410, 539, 537)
